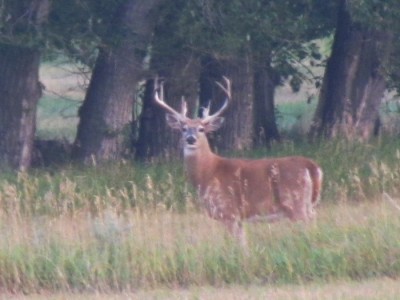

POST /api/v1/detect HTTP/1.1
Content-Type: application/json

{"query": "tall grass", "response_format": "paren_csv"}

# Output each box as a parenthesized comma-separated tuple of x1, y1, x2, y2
(1, 139, 400, 292)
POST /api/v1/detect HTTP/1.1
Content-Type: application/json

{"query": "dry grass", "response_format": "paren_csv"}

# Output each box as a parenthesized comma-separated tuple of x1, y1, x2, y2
(3, 277, 400, 299)
(2, 199, 397, 255)
(1, 197, 399, 293)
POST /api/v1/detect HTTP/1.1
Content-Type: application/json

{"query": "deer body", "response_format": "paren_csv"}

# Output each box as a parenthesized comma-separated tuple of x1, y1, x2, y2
(183, 132, 322, 224)
(154, 77, 323, 243)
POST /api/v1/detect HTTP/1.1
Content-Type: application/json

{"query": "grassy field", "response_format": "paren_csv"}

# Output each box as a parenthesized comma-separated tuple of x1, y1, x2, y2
(1, 138, 400, 296)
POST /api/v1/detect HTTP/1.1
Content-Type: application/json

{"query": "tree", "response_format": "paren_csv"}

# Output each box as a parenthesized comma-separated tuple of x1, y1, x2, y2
(177, 0, 336, 149)
(253, 55, 280, 146)
(209, 56, 254, 152)
(310, 0, 396, 140)
(0, 0, 50, 171)
(135, 0, 200, 161)
(177, 0, 257, 151)
(72, 0, 163, 163)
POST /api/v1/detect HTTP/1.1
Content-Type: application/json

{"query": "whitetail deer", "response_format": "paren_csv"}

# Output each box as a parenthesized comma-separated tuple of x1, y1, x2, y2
(154, 77, 323, 245)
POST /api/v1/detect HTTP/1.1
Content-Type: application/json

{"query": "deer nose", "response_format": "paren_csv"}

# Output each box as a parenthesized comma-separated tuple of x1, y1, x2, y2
(186, 135, 196, 145)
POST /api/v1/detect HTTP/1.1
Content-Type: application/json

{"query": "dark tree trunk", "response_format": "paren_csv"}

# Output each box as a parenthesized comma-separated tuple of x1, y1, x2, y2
(253, 58, 280, 147)
(0, 0, 49, 171)
(199, 56, 221, 118)
(73, 46, 136, 162)
(310, 0, 393, 140)
(0, 45, 42, 171)
(208, 55, 254, 152)
(135, 59, 199, 161)
(135, 79, 165, 160)
(73, 0, 162, 163)
(134, 0, 201, 161)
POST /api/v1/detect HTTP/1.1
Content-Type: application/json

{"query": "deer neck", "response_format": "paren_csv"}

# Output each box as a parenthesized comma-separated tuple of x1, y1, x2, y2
(183, 139, 218, 191)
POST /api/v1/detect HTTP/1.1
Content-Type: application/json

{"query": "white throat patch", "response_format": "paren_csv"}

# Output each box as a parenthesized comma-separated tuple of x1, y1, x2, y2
(184, 146, 197, 157)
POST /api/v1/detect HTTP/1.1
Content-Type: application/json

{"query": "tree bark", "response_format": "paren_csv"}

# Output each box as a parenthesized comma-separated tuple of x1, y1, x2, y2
(135, 79, 157, 160)
(199, 56, 221, 118)
(310, 0, 393, 140)
(73, 0, 162, 163)
(0, 0, 49, 171)
(135, 58, 199, 161)
(209, 55, 254, 152)
(253, 58, 280, 147)
(135, 1, 200, 162)
(0, 45, 42, 171)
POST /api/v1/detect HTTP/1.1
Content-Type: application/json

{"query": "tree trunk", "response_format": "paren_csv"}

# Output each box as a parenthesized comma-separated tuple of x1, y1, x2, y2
(0, 45, 42, 171)
(253, 58, 280, 147)
(211, 56, 254, 152)
(310, 0, 393, 140)
(73, 0, 162, 163)
(135, 59, 199, 161)
(0, 0, 49, 171)
(135, 1, 200, 162)
(135, 78, 168, 160)
(199, 56, 221, 118)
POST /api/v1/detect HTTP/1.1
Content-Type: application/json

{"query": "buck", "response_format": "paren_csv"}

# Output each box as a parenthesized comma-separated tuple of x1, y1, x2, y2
(154, 77, 323, 245)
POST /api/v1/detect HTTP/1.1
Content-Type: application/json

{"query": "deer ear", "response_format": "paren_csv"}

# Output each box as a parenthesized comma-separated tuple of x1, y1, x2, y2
(204, 117, 224, 132)
(166, 113, 183, 130)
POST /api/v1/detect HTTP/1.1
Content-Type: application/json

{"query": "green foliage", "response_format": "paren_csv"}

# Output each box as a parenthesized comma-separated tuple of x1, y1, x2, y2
(175, 0, 337, 89)
(337, 0, 400, 93)
(0, 1, 48, 48)
(48, 0, 127, 66)
(349, 0, 400, 30)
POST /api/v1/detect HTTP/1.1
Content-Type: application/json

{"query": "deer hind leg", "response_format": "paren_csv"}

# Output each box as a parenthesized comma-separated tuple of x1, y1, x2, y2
(277, 169, 314, 222)
(269, 165, 297, 221)
(291, 169, 314, 222)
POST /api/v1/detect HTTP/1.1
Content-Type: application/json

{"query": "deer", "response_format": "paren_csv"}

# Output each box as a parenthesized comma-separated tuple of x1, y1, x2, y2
(154, 76, 323, 246)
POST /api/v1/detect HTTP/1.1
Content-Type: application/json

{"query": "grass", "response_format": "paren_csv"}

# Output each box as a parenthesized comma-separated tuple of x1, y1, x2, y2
(37, 60, 86, 141)
(36, 95, 80, 141)
(0, 196, 399, 294)
(16, 277, 400, 300)
(1, 139, 400, 294)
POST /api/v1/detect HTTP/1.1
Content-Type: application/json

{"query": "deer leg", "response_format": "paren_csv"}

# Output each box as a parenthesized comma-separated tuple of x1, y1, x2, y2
(223, 219, 247, 249)
(293, 170, 315, 222)
(279, 196, 309, 222)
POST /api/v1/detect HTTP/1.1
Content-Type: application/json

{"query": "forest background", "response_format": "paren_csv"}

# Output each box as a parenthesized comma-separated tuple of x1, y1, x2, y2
(0, 0, 400, 168)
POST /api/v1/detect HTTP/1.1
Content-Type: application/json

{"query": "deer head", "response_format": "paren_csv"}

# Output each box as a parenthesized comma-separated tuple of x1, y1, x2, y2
(154, 77, 231, 156)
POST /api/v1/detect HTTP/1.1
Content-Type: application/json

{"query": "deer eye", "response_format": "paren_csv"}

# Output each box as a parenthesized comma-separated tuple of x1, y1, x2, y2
(198, 127, 205, 133)
(182, 126, 188, 132)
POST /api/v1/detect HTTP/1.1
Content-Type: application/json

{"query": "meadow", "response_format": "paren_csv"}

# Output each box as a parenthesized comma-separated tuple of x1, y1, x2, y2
(1, 139, 400, 298)
(0, 62, 400, 298)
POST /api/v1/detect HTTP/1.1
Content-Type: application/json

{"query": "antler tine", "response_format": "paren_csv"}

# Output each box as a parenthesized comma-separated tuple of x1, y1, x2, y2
(201, 102, 211, 118)
(202, 76, 231, 122)
(153, 77, 185, 120)
(215, 76, 231, 99)
(181, 96, 188, 117)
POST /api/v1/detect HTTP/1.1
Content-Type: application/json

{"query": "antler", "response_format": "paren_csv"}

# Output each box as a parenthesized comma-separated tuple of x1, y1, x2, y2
(154, 77, 187, 121)
(202, 76, 231, 122)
